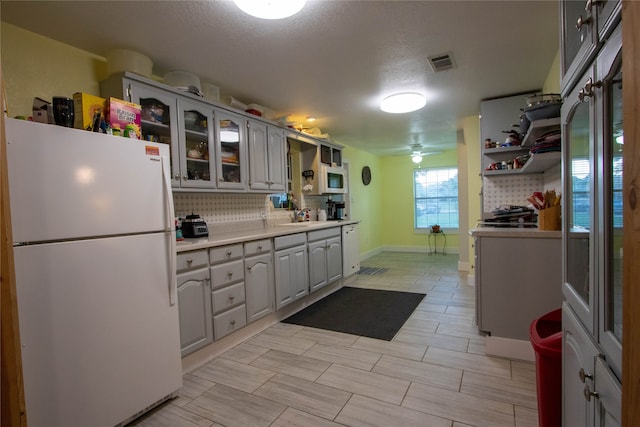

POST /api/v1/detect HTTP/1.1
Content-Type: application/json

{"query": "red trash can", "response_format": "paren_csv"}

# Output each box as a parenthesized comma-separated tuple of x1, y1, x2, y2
(529, 308, 562, 427)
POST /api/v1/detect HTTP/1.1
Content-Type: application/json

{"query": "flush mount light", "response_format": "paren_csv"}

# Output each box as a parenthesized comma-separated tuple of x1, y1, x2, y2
(306, 116, 316, 122)
(234, 0, 306, 19)
(411, 154, 423, 164)
(380, 92, 426, 114)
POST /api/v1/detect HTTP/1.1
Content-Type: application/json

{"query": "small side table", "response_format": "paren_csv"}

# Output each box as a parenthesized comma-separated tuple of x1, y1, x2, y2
(428, 230, 446, 255)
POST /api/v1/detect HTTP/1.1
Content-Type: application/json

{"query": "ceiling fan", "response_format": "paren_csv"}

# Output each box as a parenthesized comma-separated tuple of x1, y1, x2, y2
(399, 143, 439, 163)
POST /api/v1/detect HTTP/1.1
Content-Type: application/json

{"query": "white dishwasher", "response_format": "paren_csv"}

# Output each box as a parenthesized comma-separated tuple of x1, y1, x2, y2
(342, 223, 360, 277)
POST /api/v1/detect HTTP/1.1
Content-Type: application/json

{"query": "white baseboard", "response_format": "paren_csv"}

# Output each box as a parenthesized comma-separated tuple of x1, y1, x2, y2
(467, 273, 475, 287)
(485, 336, 535, 362)
(382, 245, 459, 255)
(458, 261, 470, 272)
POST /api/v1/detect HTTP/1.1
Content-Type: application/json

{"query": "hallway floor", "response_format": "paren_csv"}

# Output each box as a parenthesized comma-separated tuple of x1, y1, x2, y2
(133, 252, 539, 427)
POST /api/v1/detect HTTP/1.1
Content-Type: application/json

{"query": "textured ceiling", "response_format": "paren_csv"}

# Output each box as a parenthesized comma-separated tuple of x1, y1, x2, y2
(1, 0, 559, 156)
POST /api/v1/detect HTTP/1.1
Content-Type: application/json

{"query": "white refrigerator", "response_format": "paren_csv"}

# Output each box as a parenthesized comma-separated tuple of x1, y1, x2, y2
(6, 119, 182, 427)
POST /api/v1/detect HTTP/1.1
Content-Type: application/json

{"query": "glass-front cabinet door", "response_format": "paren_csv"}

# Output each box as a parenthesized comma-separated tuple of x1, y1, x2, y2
(177, 98, 215, 189)
(597, 25, 622, 378)
(562, 64, 596, 334)
(128, 81, 181, 187)
(214, 109, 246, 190)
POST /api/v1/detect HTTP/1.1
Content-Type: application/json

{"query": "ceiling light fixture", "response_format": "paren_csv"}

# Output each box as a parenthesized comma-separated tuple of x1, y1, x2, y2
(380, 92, 426, 114)
(306, 116, 316, 122)
(411, 154, 423, 164)
(234, 0, 306, 20)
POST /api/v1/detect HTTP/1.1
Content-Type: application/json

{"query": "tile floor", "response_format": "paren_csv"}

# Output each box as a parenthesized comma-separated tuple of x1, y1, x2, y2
(132, 252, 539, 427)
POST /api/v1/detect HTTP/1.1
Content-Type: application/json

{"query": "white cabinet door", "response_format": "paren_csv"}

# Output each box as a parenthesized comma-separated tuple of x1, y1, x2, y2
(248, 121, 286, 192)
(326, 236, 343, 283)
(308, 240, 328, 292)
(177, 267, 212, 357)
(245, 252, 274, 323)
(563, 303, 597, 427)
(177, 97, 216, 189)
(247, 119, 269, 191)
(593, 357, 622, 427)
(214, 109, 246, 190)
(274, 248, 295, 310)
(291, 245, 309, 299)
(267, 126, 287, 192)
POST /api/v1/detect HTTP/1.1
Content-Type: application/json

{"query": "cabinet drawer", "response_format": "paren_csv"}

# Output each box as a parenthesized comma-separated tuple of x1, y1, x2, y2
(214, 304, 247, 340)
(177, 250, 209, 272)
(209, 244, 243, 264)
(274, 233, 306, 250)
(244, 239, 272, 256)
(308, 227, 340, 242)
(210, 259, 244, 289)
(211, 282, 245, 314)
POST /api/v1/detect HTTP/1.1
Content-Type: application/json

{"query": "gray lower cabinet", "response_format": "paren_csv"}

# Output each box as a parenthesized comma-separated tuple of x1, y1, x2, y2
(274, 233, 308, 310)
(244, 239, 274, 323)
(474, 233, 562, 340)
(209, 244, 247, 340)
(177, 250, 212, 357)
(563, 303, 622, 427)
(308, 228, 343, 292)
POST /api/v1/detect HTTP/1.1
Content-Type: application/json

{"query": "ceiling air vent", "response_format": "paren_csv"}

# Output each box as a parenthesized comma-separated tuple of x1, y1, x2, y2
(428, 53, 455, 72)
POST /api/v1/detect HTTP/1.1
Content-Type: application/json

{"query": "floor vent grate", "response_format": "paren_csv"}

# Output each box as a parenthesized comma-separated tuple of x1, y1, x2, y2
(357, 267, 389, 276)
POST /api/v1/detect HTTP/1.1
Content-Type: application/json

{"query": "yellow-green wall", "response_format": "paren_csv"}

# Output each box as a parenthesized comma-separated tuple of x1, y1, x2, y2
(340, 148, 384, 257)
(378, 150, 461, 252)
(1, 23, 108, 117)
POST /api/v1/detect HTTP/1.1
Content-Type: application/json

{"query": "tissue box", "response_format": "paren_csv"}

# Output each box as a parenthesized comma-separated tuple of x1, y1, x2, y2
(106, 97, 141, 139)
(73, 93, 106, 131)
(32, 97, 54, 124)
(538, 205, 561, 230)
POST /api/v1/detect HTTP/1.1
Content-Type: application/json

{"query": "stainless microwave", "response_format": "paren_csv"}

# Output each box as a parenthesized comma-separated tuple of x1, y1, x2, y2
(319, 165, 347, 194)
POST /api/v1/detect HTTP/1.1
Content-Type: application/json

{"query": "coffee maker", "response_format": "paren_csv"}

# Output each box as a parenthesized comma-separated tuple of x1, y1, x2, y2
(326, 200, 346, 220)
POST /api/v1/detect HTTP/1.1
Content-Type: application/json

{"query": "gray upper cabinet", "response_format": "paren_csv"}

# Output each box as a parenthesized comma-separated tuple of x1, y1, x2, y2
(177, 97, 216, 189)
(101, 72, 315, 194)
(561, 5, 621, 424)
(247, 119, 287, 192)
(214, 109, 247, 191)
(560, 0, 621, 95)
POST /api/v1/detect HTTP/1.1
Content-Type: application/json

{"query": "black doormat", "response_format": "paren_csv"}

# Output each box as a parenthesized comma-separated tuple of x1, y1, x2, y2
(282, 287, 426, 341)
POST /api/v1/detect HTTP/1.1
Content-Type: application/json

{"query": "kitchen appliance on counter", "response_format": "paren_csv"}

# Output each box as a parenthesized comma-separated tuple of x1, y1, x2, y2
(181, 213, 209, 238)
(327, 200, 346, 220)
(6, 119, 182, 427)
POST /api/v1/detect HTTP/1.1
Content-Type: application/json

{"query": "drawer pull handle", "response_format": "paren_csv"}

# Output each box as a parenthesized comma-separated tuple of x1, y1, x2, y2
(186, 258, 193, 265)
(583, 386, 599, 402)
(576, 14, 592, 31)
(257, 245, 262, 250)
(227, 272, 233, 278)
(579, 368, 593, 383)
(230, 320, 236, 326)
(229, 295, 234, 301)
(226, 250, 232, 256)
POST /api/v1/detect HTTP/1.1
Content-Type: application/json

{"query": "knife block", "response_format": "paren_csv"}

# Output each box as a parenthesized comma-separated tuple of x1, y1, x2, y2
(538, 205, 561, 230)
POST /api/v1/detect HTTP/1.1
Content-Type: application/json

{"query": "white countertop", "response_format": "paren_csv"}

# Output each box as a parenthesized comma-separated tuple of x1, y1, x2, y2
(176, 219, 360, 252)
(469, 227, 561, 238)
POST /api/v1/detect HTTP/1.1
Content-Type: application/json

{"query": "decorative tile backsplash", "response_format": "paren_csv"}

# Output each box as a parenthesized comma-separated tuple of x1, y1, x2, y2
(482, 164, 562, 214)
(173, 192, 342, 223)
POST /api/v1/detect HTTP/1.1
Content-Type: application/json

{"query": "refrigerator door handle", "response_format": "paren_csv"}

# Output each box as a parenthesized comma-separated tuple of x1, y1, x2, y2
(161, 156, 178, 306)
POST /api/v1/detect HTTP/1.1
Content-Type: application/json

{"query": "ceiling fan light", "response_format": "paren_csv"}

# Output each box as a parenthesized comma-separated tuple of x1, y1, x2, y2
(411, 154, 423, 163)
(380, 92, 426, 114)
(234, 0, 306, 20)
